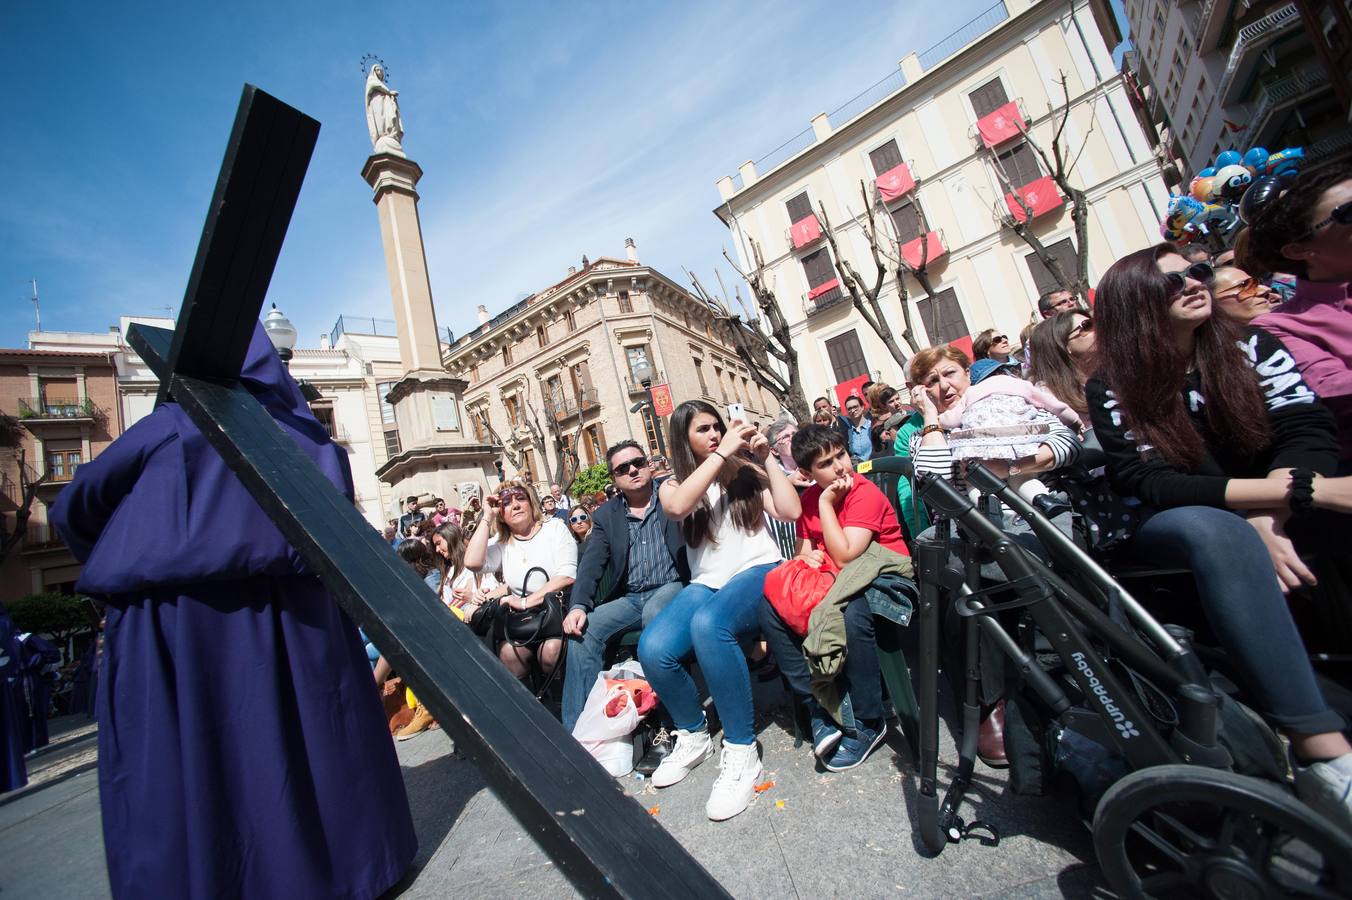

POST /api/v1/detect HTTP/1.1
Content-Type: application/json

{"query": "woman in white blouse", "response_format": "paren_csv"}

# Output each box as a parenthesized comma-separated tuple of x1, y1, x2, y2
(466, 479, 576, 682)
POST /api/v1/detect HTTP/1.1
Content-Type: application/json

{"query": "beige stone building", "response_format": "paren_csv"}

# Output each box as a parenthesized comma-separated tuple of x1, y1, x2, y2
(446, 243, 777, 488)
(714, 0, 1169, 393)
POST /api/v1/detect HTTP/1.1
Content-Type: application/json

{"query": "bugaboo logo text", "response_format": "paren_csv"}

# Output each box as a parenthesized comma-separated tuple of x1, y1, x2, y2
(1071, 652, 1139, 739)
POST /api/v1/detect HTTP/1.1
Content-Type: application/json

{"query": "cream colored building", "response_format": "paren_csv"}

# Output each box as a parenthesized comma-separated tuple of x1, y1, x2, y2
(714, 0, 1170, 393)
(446, 242, 777, 487)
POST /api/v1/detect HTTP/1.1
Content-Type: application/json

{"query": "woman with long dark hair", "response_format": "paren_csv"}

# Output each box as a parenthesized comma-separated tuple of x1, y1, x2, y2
(638, 400, 800, 821)
(1028, 310, 1097, 431)
(1088, 243, 1352, 828)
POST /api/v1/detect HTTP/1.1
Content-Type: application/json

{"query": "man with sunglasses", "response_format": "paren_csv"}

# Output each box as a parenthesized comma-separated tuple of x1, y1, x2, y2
(561, 441, 690, 736)
(1248, 164, 1352, 469)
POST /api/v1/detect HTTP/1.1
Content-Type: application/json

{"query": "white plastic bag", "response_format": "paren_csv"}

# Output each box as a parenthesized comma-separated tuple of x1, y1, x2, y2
(572, 661, 646, 777)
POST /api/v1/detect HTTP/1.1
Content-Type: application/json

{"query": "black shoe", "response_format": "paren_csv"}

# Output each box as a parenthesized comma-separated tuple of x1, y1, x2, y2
(636, 726, 674, 776)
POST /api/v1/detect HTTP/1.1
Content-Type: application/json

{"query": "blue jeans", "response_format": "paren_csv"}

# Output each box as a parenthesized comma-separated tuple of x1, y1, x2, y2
(638, 563, 776, 745)
(1130, 506, 1344, 734)
(561, 582, 682, 732)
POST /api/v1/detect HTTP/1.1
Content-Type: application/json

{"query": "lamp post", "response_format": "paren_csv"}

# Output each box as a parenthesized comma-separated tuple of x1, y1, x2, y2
(263, 303, 298, 366)
(630, 359, 667, 461)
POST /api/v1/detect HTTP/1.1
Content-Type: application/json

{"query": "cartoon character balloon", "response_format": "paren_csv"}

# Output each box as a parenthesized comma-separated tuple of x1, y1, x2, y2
(1213, 164, 1253, 202)
(1191, 176, 1216, 202)
(1265, 147, 1305, 185)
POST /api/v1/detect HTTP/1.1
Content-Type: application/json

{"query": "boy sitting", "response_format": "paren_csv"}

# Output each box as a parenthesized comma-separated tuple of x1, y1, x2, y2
(759, 424, 912, 771)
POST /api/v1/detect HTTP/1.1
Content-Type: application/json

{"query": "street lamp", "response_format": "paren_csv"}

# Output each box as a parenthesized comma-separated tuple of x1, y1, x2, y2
(263, 303, 298, 366)
(629, 359, 668, 461)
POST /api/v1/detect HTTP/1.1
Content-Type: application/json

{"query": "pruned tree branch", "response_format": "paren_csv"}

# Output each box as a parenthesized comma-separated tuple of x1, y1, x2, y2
(0, 446, 53, 570)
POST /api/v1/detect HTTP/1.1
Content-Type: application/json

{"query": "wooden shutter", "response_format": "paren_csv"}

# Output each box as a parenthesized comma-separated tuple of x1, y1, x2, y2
(889, 199, 923, 245)
(916, 288, 970, 344)
(969, 78, 1009, 118)
(869, 140, 903, 176)
(824, 330, 869, 383)
(785, 191, 813, 223)
(801, 247, 835, 288)
(1023, 238, 1078, 296)
(996, 142, 1042, 189)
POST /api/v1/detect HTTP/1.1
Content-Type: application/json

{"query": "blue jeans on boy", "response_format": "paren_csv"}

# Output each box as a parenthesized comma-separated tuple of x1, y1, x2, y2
(562, 582, 683, 733)
(638, 563, 776, 746)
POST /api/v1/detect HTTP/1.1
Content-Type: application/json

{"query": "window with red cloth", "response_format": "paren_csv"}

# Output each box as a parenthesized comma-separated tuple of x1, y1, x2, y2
(807, 277, 841, 300)
(875, 162, 915, 203)
(900, 231, 946, 270)
(1004, 175, 1063, 223)
(977, 100, 1027, 148)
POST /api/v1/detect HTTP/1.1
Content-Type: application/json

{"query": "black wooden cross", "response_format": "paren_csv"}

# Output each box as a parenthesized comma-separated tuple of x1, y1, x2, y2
(127, 85, 728, 899)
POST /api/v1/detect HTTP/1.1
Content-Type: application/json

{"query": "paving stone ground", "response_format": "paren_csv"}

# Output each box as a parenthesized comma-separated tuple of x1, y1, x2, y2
(0, 699, 1110, 899)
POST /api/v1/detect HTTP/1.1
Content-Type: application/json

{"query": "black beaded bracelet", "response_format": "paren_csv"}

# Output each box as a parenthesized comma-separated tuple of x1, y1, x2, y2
(1289, 468, 1315, 517)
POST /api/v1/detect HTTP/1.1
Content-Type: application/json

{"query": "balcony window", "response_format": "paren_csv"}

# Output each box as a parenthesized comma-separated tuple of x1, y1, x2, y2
(868, 140, 904, 177)
(824, 330, 869, 383)
(994, 141, 1043, 191)
(976, 100, 1028, 149)
(890, 198, 924, 245)
(785, 191, 813, 223)
(377, 381, 398, 425)
(916, 288, 971, 345)
(875, 161, 916, 204)
(536, 324, 548, 348)
(785, 190, 823, 249)
(968, 77, 1009, 118)
(501, 344, 512, 367)
(45, 449, 82, 483)
(801, 247, 839, 304)
(900, 231, 947, 270)
(384, 428, 401, 458)
(1004, 175, 1064, 223)
(625, 345, 652, 382)
(1024, 238, 1079, 296)
(312, 405, 336, 437)
(618, 291, 633, 314)
(694, 358, 708, 396)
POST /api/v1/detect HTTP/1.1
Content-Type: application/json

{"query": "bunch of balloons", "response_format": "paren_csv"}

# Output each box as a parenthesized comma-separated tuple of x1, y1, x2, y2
(1162, 145, 1305, 244)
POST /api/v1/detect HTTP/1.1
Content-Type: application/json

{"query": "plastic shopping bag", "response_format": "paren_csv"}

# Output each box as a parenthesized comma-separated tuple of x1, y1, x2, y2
(572, 661, 649, 777)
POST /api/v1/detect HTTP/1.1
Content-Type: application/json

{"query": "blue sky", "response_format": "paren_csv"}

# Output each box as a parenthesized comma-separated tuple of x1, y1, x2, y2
(3, 0, 1119, 350)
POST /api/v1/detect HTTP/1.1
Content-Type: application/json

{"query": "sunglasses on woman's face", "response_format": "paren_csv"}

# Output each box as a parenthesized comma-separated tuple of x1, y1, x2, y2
(611, 456, 649, 478)
(1066, 318, 1094, 340)
(1301, 200, 1352, 239)
(991, 334, 1009, 343)
(1214, 276, 1265, 302)
(569, 513, 590, 524)
(1163, 261, 1214, 296)
(497, 488, 529, 505)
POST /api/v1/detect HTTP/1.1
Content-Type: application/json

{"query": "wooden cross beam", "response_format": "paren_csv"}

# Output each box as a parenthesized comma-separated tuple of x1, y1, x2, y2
(127, 84, 728, 899)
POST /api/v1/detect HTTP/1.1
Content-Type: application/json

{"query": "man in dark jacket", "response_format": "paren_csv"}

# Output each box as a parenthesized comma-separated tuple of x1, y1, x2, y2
(561, 440, 688, 733)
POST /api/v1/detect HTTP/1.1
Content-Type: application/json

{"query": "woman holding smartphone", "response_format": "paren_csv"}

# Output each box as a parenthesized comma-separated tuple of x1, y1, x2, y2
(638, 400, 801, 821)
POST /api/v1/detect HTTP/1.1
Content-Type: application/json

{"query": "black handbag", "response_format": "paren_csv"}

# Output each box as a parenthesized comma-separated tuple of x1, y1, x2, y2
(501, 565, 564, 647)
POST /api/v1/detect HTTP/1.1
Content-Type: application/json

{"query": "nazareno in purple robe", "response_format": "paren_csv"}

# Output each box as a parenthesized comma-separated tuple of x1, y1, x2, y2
(51, 324, 416, 899)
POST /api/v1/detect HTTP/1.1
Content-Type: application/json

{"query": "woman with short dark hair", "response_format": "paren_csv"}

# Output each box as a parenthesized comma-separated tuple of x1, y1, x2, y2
(972, 328, 1013, 362)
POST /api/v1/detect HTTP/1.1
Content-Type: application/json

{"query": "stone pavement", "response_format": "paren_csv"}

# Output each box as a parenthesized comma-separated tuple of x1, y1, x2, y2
(0, 706, 1109, 899)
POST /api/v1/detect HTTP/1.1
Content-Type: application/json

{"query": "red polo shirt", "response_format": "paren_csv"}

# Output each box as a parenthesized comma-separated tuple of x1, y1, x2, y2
(796, 471, 909, 558)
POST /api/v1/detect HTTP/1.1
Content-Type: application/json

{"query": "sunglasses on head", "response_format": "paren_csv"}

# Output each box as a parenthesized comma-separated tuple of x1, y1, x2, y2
(1163, 262, 1214, 296)
(497, 488, 529, 504)
(569, 513, 590, 524)
(1300, 200, 1352, 239)
(611, 456, 649, 477)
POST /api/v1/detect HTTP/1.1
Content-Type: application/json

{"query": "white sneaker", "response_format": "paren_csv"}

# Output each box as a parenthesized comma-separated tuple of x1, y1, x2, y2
(1294, 753, 1352, 832)
(651, 727, 713, 788)
(706, 741, 764, 821)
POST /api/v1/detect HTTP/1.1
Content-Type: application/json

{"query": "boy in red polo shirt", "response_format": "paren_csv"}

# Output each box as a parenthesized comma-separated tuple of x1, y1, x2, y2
(759, 424, 909, 771)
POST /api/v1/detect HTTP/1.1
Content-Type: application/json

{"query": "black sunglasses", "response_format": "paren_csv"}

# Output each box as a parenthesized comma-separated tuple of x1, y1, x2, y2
(991, 334, 1009, 343)
(1300, 200, 1352, 239)
(569, 513, 590, 524)
(611, 456, 649, 477)
(1163, 262, 1214, 296)
(1066, 318, 1094, 339)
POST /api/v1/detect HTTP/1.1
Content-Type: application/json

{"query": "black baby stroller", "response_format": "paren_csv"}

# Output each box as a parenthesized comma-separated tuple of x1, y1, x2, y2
(867, 455, 1352, 899)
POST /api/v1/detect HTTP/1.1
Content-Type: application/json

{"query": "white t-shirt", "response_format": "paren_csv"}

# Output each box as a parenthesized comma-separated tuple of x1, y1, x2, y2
(440, 565, 499, 608)
(501, 517, 579, 596)
(688, 483, 783, 589)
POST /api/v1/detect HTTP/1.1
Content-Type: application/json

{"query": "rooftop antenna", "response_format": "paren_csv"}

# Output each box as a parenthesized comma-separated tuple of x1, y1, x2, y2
(26, 278, 40, 331)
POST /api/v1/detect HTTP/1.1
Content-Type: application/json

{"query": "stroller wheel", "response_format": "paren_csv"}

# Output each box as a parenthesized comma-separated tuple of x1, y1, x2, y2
(1093, 764, 1352, 900)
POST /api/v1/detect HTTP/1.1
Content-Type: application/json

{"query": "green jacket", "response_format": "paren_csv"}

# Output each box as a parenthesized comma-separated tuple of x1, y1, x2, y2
(803, 543, 915, 721)
(893, 411, 931, 539)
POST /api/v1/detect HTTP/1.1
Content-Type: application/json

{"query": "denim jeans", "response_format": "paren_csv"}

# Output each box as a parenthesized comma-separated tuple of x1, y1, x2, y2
(759, 594, 891, 729)
(638, 563, 776, 745)
(1129, 506, 1344, 734)
(561, 582, 682, 733)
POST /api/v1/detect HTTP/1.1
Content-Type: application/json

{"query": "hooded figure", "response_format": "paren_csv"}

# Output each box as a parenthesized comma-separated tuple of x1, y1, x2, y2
(51, 324, 415, 899)
(0, 605, 27, 792)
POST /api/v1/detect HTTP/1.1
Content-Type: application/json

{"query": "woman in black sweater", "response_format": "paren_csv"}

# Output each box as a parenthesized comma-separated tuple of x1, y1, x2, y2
(1088, 243, 1352, 830)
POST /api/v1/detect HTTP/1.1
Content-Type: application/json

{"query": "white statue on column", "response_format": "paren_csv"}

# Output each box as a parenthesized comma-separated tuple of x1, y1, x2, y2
(364, 63, 405, 156)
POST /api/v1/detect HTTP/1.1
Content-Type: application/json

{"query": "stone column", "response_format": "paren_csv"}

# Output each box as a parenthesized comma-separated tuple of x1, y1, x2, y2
(361, 153, 444, 375)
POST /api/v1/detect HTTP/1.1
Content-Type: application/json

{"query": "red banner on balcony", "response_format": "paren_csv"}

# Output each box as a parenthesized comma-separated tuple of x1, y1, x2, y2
(834, 374, 870, 411)
(1004, 176, 1063, 223)
(900, 231, 947, 270)
(650, 383, 674, 417)
(875, 163, 915, 203)
(789, 214, 823, 250)
(948, 335, 974, 361)
(977, 100, 1026, 148)
(807, 277, 841, 301)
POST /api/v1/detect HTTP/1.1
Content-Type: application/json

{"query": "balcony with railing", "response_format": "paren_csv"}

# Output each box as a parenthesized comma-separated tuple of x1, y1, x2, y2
(21, 522, 68, 554)
(1002, 176, 1064, 224)
(786, 215, 825, 251)
(802, 284, 848, 318)
(1236, 62, 1327, 147)
(1217, 3, 1301, 105)
(971, 99, 1030, 150)
(1194, 0, 1231, 52)
(545, 388, 601, 422)
(624, 372, 665, 395)
(330, 314, 453, 349)
(17, 396, 97, 424)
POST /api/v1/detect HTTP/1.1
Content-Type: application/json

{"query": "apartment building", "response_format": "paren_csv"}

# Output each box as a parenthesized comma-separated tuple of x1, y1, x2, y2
(0, 347, 122, 599)
(714, 0, 1167, 394)
(446, 242, 777, 486)
(1124, 0, 1352, 178)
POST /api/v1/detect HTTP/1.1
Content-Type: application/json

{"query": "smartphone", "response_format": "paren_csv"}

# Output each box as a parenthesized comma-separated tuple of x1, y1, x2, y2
(726, 403, 746, 423)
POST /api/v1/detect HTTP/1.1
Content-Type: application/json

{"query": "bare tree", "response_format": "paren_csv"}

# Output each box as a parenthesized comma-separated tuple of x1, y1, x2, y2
(0, 428, 51, 571)
(989, 72, 1093, 304)
(474, 408, 521, 473)
(537, 363, 590, 490)
(686, 239, 811, 422)
(516, 381, 558, 486)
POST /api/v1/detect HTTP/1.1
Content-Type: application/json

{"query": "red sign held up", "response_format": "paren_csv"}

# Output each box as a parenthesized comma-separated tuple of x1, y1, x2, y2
(650, 383, 675, 417)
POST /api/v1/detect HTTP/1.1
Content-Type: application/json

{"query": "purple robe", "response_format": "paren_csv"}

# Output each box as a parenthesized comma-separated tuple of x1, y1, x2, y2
(0, 607, 27, 792)
(51, 324, 416, 899)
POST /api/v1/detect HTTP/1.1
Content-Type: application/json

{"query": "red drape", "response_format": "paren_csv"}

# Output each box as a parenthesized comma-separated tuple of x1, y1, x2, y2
(977, 100, 1026, 149)
(1003, 176, 1063, 223)
(900, 231, 946, 269)
(789, 215, 823, 249)
(875, 163, 915, 203)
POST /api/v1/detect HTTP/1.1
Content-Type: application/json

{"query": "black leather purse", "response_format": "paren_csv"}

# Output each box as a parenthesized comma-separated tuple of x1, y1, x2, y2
(501, 565, 565, 647)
